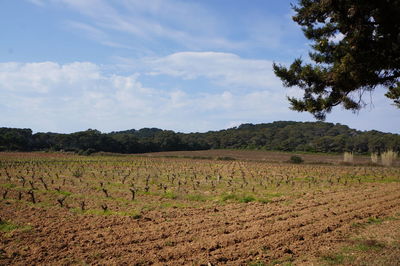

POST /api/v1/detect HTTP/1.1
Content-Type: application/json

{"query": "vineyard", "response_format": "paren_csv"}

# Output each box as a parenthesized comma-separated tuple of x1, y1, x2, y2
(1, 151, 400, 265)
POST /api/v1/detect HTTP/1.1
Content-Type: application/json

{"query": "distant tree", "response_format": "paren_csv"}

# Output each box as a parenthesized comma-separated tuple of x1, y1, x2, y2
(273, 0, 400, 119)
(0, 128, 32, 151)
(1, 122, 399, 154)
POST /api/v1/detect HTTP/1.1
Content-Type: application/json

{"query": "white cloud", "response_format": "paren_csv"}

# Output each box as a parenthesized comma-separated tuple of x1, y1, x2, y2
(144, 51, 281, 90)
(27, 0, 45, 6)
(25, 0, 247, 51)
(0, 59, 296, 133)
(0, 62, 100, 93)
(64, 21, 134, 49)
(1, 58, 398, 133)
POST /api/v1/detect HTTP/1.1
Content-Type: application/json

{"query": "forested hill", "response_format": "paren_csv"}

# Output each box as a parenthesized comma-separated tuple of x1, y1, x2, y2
(1, 121, 399, 154)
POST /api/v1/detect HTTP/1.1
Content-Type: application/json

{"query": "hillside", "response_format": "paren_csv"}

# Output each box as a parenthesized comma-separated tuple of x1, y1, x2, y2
(0, 121, 399, 154)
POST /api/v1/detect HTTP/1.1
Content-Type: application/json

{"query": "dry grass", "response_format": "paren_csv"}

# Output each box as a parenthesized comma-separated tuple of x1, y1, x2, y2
(343, 152, 354, 163)
(381, 150, 398, 167)
(370, 152, 379, 164)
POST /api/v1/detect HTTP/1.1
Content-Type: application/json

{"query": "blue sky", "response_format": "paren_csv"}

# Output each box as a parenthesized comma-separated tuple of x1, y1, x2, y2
(0, 0, 399, 134)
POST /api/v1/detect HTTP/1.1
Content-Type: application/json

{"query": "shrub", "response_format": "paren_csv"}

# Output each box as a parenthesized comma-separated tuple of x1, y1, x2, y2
(72, 168, 84, 178)
(240, 195, 256, 203)
(343, 152, 354, 163)
(221, 193, 238, 202)
(163, 191, 178, 199)
(78, 148, 96, 156)
(370, 152, 379, 164)
(289, 155, 303, 164)
(216, 156, 236, 161)
(381, 150, 398, 167)
(187, 194, 207, 202)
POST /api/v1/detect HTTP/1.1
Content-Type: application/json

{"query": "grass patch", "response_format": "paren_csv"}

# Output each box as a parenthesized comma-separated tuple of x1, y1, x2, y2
(164, 240, 176, 247)
(107, 182, 126, 188)
(351, 216, 385, 229)
(265, 192, 284, 198)
(367, 217, 383, 224)
(186, 194, 207, 202)
(269, 256, 294, 265)
(0, 220, 19, 232)
(47, 189, 72, 196)
(220, 193, 256, 203)
(0, 183, 17, 189)
(257, 192, 284, 203)
(353, 242, 384, 252)
(320, 253, 348, 265)
(351, 222, 365, 229)
(319, 239, 385, 265)
(221, 193, 239, 202)
(258, 198, 272, 204)
(239, 195, 256, 203)
(163, 191, 178, 200)
(0, 220, 31, 232)
(248, 261, 266, 266)
(345, 239, 386, 252)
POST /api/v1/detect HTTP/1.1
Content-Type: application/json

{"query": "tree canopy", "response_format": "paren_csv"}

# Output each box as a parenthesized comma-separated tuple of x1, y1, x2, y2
(1, 121, 399, 154)
(273, 0, 400, 119)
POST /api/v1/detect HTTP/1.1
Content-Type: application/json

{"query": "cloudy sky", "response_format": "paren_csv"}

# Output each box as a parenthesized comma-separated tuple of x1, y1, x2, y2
(1, 0, 399, 134)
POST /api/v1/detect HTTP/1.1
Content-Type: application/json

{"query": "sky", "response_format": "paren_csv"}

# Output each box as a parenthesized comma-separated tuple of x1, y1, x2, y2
(0, 0, 399, 134)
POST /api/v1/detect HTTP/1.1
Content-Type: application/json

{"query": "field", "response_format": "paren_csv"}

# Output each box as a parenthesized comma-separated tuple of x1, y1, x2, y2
(1, 151, 400, 265)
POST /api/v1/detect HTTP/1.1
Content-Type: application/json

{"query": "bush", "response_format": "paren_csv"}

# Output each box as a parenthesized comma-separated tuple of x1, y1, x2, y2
(78, 148, 96, 156)
(240, 195, 256, 203)
(343, 152, 354, 163)
(381, 150, 398, 166)
(289, 155, 303, 164)
(370, 152, 379, 164)
(216, 156, 236, 161)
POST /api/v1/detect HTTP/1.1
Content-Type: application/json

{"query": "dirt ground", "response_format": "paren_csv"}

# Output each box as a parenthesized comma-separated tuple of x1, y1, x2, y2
(139, 149, 399, 166)
(2, 182, 400, 265)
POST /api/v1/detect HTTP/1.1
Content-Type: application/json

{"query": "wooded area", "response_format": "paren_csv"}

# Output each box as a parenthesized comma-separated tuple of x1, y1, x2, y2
(1, 121, 399, 154)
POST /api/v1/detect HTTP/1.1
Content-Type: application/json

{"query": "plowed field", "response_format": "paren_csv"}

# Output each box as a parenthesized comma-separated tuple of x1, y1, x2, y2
(1, 152, 399, 265)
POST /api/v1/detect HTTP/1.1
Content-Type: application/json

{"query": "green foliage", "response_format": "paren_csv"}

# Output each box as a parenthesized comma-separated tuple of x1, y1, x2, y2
(386, 85, 400, 108)
(320, 253, 346, 265)
(1, 121, 400, 154)
(78, 148, 96, 156)
(0, 220, 18, 232)
(0, 183, 16, 189)
(55, 190, 72, 197)
(186, 194, 207, 202)
(274, 1, 400, 119)
(163, 191, 178, 200)
(367, 217, 383, 225)
(220, 193, 256, 203)
(216, 156, 236, 161)
(221, 193, 239, 202)
(0, 220, 31, 232)
(351, 240, 385, 252)
(248, 261, 266, 266)
(239, 195, 256, 203)
(72, 168, 84, 178)
(289, 155, 304, 164)
(257, 198, 272, 204)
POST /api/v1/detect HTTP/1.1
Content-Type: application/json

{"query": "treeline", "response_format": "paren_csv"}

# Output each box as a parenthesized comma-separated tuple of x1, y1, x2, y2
(1, 121, 399, 154)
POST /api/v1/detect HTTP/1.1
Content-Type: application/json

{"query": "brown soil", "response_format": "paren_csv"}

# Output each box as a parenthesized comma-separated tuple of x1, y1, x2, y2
(2, 183, 400, 265)
(140, 149, 399, 166)
(304, 210, 400, 265)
